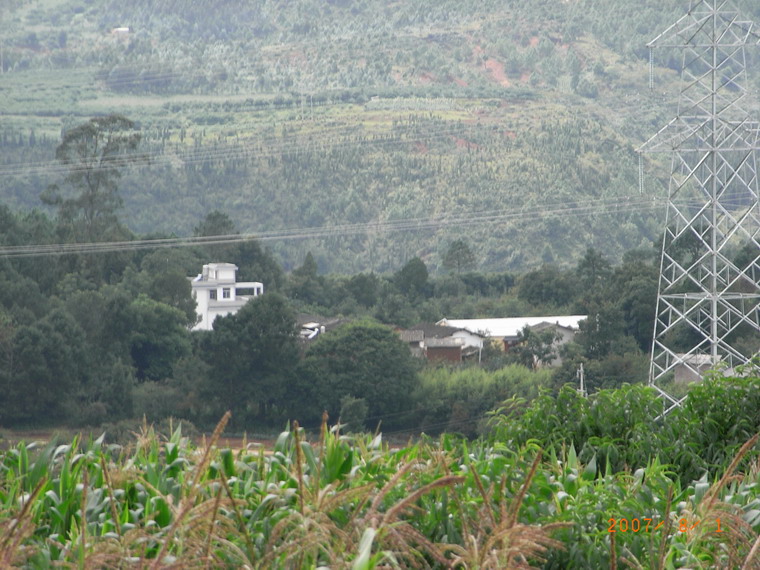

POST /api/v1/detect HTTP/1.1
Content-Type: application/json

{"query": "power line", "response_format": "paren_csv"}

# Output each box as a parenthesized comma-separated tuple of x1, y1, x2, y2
(0, 122, 475, 179)
(0, 194, 684, 259)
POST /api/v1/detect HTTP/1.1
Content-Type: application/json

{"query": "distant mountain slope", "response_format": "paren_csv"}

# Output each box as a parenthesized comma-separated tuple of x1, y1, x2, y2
(1, 0, 759, 273)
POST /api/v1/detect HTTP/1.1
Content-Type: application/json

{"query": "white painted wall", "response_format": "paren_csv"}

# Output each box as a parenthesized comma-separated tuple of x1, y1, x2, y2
(190, 263, 263, 331)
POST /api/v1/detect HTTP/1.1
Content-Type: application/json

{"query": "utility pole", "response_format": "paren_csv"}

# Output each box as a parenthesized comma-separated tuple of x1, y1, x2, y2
(577, 363, 586, 398)
(641, 0, 760, 416)
(1, 7, 4, 75)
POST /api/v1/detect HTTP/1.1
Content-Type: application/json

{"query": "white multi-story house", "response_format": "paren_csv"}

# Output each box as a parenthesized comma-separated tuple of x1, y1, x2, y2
(190, 263, 263, 331)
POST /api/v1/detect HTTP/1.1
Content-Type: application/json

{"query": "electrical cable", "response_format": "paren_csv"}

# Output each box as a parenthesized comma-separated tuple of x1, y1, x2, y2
(0, 194, 711, 259)
(0, 123, 478, 178)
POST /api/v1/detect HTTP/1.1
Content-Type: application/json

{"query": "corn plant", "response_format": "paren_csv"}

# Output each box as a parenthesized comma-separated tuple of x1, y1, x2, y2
(2, 387, 760, 569)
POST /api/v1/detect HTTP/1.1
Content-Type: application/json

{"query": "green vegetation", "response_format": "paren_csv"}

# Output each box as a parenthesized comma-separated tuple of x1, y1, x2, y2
(0, 183, 672, 434)
(0, 172, 678, 435)
(2, 4, 760, 562)
(4, 1, 759, 272)
(492, 367, 760, 486)
(2, 371, 760, 568)
(414, 365, 554, 437)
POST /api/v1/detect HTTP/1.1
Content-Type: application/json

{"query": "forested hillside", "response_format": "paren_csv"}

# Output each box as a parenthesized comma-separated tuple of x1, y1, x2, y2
(2, 0, 760, 272)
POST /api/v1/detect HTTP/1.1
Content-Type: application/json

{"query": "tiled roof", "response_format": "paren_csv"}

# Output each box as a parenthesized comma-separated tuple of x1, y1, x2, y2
(399, 330, 425, 343)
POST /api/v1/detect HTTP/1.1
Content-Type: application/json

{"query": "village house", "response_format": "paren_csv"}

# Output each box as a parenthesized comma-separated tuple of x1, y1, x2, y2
(672, 353, 717, 384)
(297, 314, 347, 343)
(398, 322, 485, 363)
(436, 315, 587, 366)
(190, 263, 263, 331)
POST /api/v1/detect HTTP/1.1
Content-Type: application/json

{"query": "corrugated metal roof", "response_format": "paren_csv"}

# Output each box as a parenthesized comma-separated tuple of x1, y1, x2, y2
(436, 316, 587, 339)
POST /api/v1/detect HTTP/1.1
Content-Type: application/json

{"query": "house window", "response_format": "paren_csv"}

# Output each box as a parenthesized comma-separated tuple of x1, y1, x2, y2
(209, 289, 217, 300)
(222, 287, 231, 299)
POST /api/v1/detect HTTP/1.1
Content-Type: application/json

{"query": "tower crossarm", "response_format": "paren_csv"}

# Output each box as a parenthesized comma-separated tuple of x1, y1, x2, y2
(638, 119, 760, 154)
(646, 3, 760, 50)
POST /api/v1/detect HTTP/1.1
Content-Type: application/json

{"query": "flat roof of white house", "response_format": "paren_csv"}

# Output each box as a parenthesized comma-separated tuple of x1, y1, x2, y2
(437, 316, 587, 339)
(206, 262, 238, 269)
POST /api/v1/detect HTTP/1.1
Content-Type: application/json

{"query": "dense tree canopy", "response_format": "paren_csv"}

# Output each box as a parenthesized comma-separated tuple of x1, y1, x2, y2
(0, 191, 667, 432)
(200, 293, 299, 427)
(394, 257, 428, 298)
(297, 321, 421, 428)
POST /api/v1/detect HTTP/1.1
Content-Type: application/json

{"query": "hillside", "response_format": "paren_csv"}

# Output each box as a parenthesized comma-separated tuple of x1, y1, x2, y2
(2, 0, 760, 273)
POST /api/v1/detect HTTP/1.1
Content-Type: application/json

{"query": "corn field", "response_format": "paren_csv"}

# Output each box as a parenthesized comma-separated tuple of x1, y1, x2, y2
(2, 388, 760, 568)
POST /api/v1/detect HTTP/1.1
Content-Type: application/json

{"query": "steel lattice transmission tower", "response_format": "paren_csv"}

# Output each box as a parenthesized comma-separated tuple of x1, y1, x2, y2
(641, 0, 760, 414)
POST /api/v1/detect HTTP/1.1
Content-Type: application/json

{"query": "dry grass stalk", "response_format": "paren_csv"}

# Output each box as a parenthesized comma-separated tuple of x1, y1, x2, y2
(449, 450, 567, 569)
(292, 420, 306, 517)
(203, 487, 222, 567)
(743, 533, 760, 570)
(470, 467, 496, 529)
(450, 521, 568, 569)
(387, 520, 453, 567)
(100, 454, 122, 538)
(149, 411, 231, 569)
(382, 476, 464, 525)
(261, 507, 350, 567)
(315, 482, 374, 515)
(703, 434, 759, 513)
(367, 461, 419, 524)
(370, 474, 465, 568)
(506, 451, 542, 529)
(0, 478, 46, 566)
(143, 493, 241, 569)
(688, 434, 760, 568)
(318, 410, 328, 486)
(219, 474, 257, 564)
(656, 486, 674, 570)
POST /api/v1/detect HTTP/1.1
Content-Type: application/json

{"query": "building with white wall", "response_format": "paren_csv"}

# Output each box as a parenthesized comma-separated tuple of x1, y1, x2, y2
(190, 263, 263, 331)
(437, 316, 587, 366)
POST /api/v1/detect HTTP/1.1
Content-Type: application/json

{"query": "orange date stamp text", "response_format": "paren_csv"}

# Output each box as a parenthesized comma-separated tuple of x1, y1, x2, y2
(607, 518, 724, 533)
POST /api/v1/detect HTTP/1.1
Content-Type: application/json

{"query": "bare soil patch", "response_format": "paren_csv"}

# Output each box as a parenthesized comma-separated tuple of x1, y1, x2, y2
(483, 58, 511, 87)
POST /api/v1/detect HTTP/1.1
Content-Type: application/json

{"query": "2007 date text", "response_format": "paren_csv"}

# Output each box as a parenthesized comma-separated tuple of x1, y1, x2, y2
(608, 518, 723, 533)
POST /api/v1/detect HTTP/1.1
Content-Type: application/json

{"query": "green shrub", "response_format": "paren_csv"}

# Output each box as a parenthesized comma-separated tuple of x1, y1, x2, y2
(339, 395, 368, 432)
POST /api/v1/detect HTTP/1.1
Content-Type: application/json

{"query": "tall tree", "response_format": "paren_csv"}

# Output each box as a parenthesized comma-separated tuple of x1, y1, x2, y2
(193, 210, 236, 238)
(0, 308, 88, 425)
(518, 265, 575, 308)
(442, 239, 476, 274)
(42, 114, 142, 242)
(193, 210, 239, 262)
(129, 295, 192, 381)
(286, 252, 324, 306)
(192, 210, 285, 290)
(575, 247, 612, 306)
(395, 256, 428, 298)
